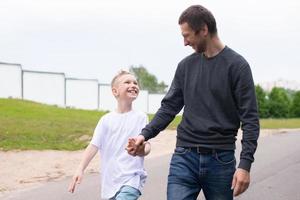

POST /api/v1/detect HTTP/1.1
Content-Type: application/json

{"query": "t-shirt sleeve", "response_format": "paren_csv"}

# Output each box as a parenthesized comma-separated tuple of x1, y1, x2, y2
(90, 117, 107, 150)
(137, 112, 149, 135)
(143, 113, 149, 127)
(135, 112, 149, 135)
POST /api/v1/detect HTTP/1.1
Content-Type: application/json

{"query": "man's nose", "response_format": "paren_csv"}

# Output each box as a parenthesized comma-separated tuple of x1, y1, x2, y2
(184, 39, 189, 46)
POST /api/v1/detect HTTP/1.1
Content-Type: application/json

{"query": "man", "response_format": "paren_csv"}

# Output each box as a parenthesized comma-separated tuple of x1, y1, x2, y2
(127, 5, 259, 200)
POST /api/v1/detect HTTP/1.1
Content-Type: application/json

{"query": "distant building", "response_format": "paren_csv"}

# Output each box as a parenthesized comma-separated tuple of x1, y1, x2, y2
(259, 79, 300, 92)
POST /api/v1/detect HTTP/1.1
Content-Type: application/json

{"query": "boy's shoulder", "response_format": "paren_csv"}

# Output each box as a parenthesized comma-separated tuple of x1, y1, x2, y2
(97, 111, 114, 124)
(131, 109, 147, 117)
(100, 111, 112, 119)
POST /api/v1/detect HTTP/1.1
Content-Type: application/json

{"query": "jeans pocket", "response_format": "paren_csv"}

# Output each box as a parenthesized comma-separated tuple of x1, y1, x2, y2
(174, 147, 189, 155)
(214, 150, 236, 165)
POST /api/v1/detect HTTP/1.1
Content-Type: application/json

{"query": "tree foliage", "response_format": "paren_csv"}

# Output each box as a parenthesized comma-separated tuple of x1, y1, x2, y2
(129, 65, 168, 93)
(254, 85, 300, 119)
(291, 91, 300, 117)
(268, 87, 291, 118)
(255, 85, 269, 118)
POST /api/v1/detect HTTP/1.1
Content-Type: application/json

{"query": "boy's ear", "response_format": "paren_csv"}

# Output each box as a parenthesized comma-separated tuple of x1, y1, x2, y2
(112, 87, 118, 97)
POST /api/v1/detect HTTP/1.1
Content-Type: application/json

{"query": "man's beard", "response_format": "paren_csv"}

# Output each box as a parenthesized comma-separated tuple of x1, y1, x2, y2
(195, 40, 206, 53)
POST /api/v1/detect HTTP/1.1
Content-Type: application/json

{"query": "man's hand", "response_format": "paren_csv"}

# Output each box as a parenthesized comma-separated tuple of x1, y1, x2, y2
(231, 168, 250, 196)
(126, 135, 145, 156)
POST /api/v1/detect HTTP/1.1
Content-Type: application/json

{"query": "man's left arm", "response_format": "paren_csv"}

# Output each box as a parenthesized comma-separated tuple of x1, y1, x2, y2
(231, 63, 260, 196)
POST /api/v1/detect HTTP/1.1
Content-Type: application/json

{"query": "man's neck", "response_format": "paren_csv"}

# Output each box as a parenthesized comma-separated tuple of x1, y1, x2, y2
(203, 35, 225, 58)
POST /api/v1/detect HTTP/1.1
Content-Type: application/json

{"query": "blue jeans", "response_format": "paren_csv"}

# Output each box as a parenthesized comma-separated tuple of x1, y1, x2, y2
(110, 185, 141, 200)
(167, 147, 236, 200)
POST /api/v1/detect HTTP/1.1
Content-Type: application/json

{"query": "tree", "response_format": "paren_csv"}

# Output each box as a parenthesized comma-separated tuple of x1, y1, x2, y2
(268, 87, 291, 118)
(255, 85, 269, 118)
(291, 91, 300, 117)
(129, 65, 168, 93)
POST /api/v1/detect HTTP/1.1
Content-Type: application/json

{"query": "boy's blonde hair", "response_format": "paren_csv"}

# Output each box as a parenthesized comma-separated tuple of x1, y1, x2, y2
(111, 70, 135, 88)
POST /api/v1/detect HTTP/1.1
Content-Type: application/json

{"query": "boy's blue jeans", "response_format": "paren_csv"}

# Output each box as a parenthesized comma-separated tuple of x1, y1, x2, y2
(110, 185, 141, 200)
(167, 147, 236, 200)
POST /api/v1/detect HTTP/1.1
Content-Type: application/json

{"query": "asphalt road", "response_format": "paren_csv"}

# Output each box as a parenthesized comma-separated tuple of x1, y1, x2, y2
(2, 131, 300, 200)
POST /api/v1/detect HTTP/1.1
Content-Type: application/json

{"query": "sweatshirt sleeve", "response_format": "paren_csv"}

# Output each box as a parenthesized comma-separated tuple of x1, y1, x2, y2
(232, 63, 260, 171)
(141, 65, 184, 141)
(90, 116, 107, 151)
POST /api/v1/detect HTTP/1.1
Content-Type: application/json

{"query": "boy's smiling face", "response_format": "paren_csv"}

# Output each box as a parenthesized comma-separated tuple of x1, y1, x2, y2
(112, 74, 139, 101)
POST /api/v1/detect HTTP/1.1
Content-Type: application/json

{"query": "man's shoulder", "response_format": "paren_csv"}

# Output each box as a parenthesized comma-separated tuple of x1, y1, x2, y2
(178, 52, 199, 66)
(223, 46, 249, 66)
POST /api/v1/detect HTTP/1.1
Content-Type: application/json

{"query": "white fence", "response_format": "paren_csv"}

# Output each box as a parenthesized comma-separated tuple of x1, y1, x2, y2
(66, 78, 99, 110)
(0, 63, 22, 98)
(23, 70, 65, 106)
(148, 94, 165, 114)
(98, 84, 114, 111)
(0, 62, 167, 114)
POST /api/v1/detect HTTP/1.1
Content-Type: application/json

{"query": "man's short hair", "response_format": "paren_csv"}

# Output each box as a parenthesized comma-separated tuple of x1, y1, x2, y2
(178, 5, 217, 35)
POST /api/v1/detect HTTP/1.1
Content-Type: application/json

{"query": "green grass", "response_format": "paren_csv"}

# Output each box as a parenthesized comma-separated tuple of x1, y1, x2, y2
(148, 114, 181, 130)
(0, 98, 106, 151)
(150, 115, 300, 130)
(1, 98, 299, 151)
(260, 118, 300, 129)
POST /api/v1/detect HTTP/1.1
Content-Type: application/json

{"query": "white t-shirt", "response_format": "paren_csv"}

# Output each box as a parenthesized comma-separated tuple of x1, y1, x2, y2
(90, 110, 148, 199)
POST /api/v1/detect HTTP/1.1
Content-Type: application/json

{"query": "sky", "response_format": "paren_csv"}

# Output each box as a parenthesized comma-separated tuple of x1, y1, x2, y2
(1, 0, 300, 86)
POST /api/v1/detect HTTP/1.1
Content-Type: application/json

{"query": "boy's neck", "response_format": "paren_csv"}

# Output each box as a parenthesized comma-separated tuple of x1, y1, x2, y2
(116, 100, 133, 113)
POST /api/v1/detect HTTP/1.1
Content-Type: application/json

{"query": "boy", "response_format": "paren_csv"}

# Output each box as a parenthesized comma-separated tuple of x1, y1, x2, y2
(68, 70, 151, 200)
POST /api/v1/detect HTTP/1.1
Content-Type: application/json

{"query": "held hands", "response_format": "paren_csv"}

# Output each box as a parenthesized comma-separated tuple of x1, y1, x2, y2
(126, 135, 146, 156)
(231, 168, 250, 196)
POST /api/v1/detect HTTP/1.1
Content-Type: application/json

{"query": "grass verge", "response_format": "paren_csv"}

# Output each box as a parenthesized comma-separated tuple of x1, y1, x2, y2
(0, 98, 106, 151)
(1, 98, 299, 150)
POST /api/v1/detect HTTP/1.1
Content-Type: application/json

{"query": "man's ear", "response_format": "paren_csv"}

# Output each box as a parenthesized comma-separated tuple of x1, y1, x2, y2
(202, 24, 209, 36)
(196, 25, 209, 36)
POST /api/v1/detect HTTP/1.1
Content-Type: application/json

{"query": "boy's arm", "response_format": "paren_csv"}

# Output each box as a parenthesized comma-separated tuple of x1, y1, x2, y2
(142, 141, 151, 156)
(68, 144, 98, 193)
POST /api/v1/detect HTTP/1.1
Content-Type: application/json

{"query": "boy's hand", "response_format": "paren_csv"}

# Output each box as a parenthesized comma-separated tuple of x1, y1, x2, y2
(126, 135, 146, 156)
(68, 170, 83, 193)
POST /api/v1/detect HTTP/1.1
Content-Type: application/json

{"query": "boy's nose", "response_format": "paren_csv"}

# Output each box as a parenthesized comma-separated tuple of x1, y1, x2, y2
(130, 83, 138, 88)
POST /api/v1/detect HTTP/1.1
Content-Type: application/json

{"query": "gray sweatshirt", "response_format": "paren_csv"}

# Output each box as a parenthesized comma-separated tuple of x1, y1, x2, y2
(141, 46, 260, 171)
